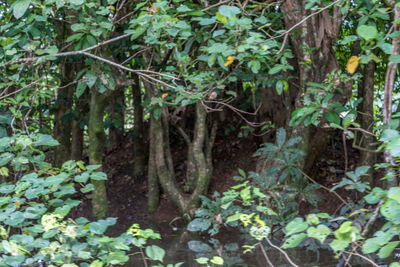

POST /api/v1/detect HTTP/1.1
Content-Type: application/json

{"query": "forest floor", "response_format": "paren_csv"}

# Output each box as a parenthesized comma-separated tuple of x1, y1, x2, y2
(72, 129, 362, 239)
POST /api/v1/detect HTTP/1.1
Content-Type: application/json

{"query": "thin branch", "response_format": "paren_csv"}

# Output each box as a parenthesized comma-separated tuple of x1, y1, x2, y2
(259, 242, 275, 267)
(298, 169, 348, 206)
(343, 251, 379, 267)
(268, 0, 342, 42)
(265, 237, 299, 267)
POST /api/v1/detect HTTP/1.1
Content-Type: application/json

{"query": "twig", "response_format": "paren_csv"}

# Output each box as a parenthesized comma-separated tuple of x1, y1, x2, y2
(259, 242, 275, 267)
(361, 200, 384, 236)
(343, 131, 348, 172)
(298, 169, 348, 206)
(265, 237, 299, 267)
(268, 0, 342, 42)
(343, 251, 379, 267)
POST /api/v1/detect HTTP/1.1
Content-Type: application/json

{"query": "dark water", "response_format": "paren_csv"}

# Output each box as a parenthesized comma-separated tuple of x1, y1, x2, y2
(124, 228, 379, 267)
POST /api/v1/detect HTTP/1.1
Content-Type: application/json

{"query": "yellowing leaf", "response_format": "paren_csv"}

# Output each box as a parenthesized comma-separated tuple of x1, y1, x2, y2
(15, 200, 20, 210)
(224, 56, 234, 66)
(347, 56, 360, 74)
(161, 93, 168, 100)
(151, 4, 159, 13)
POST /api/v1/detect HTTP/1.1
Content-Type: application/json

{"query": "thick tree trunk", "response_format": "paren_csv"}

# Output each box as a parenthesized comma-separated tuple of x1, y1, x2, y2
(152, 101, 216, 215)
(281, 0, 350, 174)
(88, 90, 108, 219)
(132, 74, 146, 177)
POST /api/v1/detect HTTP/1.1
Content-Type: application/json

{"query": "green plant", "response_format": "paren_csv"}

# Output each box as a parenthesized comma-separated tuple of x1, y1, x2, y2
(0, 134, 171, 267)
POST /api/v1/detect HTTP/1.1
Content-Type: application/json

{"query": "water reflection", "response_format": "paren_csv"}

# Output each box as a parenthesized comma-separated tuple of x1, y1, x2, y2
(124, 226, 356, 267)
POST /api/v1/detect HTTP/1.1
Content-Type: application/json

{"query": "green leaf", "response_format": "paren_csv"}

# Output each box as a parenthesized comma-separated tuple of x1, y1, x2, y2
(187, 218, 211, 232)
(381, 199, 400, 224)
(362, 237, 382, 254)
(281, 233, 307, 249)
(389, 54, 400, 63)
(364, 187, 385, 204)
(268, 65, 283, 75)
(226, 212, 241, 223)
(70, 0, 84, 5)
(388, 187, 400, 203)
(330, 239, 350, 253)
(250, 60, 261, 74)
(285, 217, 308, 236)
(76, 81, 87, 98)
(307, 225, 331, 244)
(210, 256, 224, 265)
(356, 25, 378, 41)
(218, 5, 240, 19)
(145, 245, 165, 262)
(13, 0, 31, 19)
(195, 257, 209, 264)
(90, 172, 107, 181)
(378, 241, 399, 258)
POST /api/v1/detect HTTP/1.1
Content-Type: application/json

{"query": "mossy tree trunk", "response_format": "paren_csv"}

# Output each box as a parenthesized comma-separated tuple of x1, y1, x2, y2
(132, 74, 146, 177)
(151, 101, 217, 215)
(88, 89, 108, 219)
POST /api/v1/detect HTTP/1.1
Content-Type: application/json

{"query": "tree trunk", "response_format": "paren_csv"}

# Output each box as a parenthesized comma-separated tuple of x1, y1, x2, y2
(153, 101, 217, 216)
(281, 0, 351, 175)
(71, 91, 88, 161)
(53, 61, 74, 167)
(88, 89, 108, 219)
(132, 74, 146, 177)
(147, 114, 160, 213)
(358, 61, 376, 184)
(108, 87, 125, 149)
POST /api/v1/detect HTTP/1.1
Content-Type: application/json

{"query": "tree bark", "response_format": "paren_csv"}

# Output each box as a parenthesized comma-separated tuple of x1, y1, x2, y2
(147, 114, 159, 213)
(358, 61, 376, 184)
(88, 89, 108, 219)
(53, 61, 74, 167)
(132, 74, 146, 177)
(281, 0, 351, 175)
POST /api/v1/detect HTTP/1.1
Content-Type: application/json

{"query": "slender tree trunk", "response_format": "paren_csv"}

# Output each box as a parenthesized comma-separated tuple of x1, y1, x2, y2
(132, 74, 146, 177)
(358, 61, 376, 184)
(88, 89, 108, 219)
(108, 88, 125, 149)
(71, 91, 88, 161)
(54, 61, 74, 167)
(383, 4, 400, 188)
(147, 114, 160, 213)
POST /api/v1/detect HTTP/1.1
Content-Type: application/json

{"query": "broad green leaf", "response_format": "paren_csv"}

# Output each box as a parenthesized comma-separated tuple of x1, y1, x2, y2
(390, 54, 400, 63)
(70, 0, 84, 5)
(388, 187, 400, 203)
(364, 187, 385, 204)
(145, 245, 165, 262)
(218, 5, 240, 19)
(210, 256, 224, 265)
(356, 25, 378, 41)
(13, 0, 31, 19)
(195, 257, 209, 264)
(281, 233, 307, 249)
(362, 237, 382, 254)
(378, 241, 400, 258)
(285, 217, 308, 236)
(330, 239, 350, 253)
(381, 199, 400, 224)
(187, 218, 211, 232)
